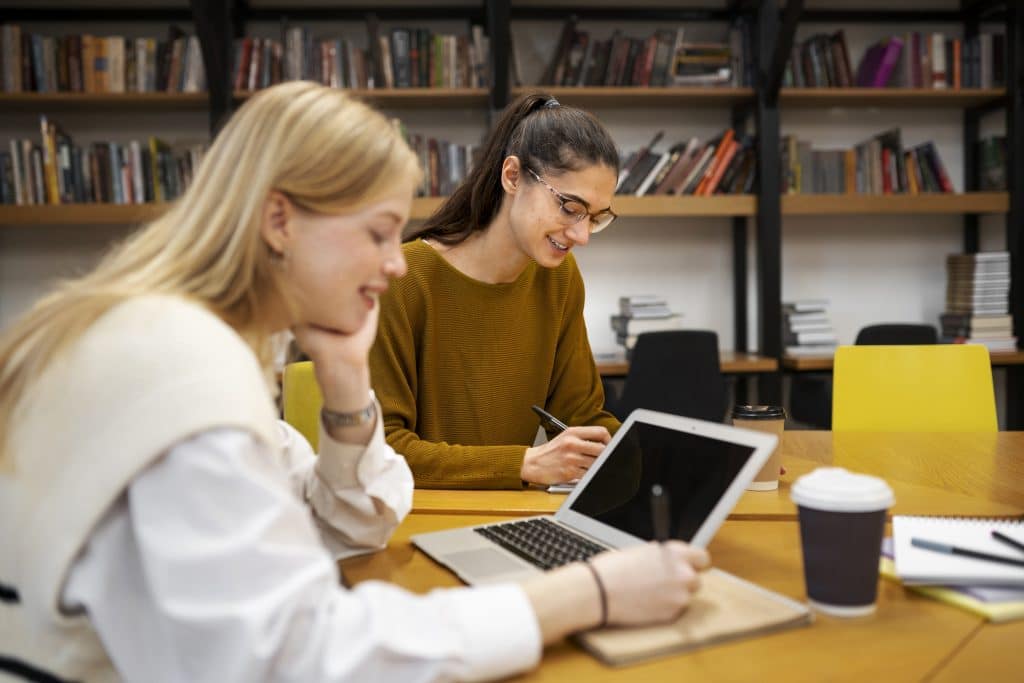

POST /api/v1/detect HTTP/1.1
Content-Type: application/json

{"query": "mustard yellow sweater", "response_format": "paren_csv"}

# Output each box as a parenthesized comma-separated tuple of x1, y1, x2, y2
(370, 239, 619, 489)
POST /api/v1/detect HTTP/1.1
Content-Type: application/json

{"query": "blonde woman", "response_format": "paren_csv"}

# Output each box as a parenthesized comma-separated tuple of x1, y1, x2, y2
(0, 82, 708, 682)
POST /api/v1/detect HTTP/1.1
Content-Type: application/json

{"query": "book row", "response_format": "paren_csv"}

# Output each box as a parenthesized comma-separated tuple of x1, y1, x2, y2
(785, 30, 1006, 90)
(0, 25, 205, 94)
(401, 130, 478, 198)
(781, 129, 954, 195)
(1, 117, 204, 206)
(616, 130, 757, 197)
(233, 23, 489, 92)
(534, 19, 751, 89)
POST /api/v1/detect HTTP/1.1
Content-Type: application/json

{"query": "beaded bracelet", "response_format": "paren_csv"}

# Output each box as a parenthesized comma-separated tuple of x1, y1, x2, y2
(583, 561, 608, 629)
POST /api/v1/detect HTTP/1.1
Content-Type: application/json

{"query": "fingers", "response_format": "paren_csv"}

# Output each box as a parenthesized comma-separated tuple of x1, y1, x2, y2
(663, 541, 712, 571)
(565, 425, 612, 444)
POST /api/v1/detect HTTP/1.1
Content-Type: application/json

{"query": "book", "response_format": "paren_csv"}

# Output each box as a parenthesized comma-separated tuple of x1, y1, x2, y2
(880, 538, 1024, 623)
(577, 568, 812, 666)
(892, 515, 1024, 587)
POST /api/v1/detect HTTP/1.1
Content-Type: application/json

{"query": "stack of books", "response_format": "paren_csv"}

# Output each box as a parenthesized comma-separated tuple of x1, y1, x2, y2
(613, 295, 683, 355)
(940, 252, 1016, 353)
(783, 300, 837, 357)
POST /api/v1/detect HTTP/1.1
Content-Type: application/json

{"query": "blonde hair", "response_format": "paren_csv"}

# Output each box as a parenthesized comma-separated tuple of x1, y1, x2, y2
(0, 81, 420, 467)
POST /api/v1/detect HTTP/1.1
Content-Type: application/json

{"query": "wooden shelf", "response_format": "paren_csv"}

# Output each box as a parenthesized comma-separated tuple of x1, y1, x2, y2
(784, 350, 1024, 372)
(512, 86, 755, 108)
(612, 194, 755, 217)
(779, 87, 1006, 108)
(234, 87, 488, 108)
(0, 92, 210, 111)
(781, 192, 1009, 215)
(598, 352, 778, 377)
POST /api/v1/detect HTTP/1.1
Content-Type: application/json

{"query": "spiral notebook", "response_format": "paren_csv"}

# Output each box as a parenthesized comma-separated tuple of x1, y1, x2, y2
(892, 516, 1024, 587)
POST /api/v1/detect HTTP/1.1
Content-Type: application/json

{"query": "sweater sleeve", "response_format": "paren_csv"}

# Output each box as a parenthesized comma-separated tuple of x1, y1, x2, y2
(546, 265, 620, 436)
(369, 285, 527, 490)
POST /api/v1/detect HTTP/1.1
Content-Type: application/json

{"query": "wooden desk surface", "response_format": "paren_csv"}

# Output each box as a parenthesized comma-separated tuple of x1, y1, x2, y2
(783, 350, 1024, 371)
(412, 431, 1024, 519)
(597, 351, 778, 377)
(341, 515, 994, 681)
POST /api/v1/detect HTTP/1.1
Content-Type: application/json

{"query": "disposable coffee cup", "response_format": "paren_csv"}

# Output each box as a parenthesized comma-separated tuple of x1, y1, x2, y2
(731, 404, 785, 491)
(791, 467, 895, 617)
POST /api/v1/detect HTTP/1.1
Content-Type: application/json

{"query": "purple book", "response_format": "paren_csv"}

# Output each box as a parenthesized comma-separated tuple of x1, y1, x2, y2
(855, 43, 885, 86)
(872, 37, 904, 87)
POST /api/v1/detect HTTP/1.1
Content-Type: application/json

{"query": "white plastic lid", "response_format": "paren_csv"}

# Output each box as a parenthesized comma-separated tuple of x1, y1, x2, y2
(790, 467, 895, 513)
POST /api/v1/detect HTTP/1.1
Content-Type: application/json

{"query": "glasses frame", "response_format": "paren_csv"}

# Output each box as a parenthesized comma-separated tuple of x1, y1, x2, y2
(523, 166, 617, 234)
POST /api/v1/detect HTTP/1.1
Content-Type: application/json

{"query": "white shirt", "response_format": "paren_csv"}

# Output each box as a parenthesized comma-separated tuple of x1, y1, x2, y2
(62, 419, 542, 682)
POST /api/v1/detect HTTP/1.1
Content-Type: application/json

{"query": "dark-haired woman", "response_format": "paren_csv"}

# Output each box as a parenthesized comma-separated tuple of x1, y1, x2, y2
(370, 94, 622, 489)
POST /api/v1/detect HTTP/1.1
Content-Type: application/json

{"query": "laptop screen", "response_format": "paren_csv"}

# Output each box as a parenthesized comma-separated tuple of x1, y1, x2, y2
(567, 421, 757, 542)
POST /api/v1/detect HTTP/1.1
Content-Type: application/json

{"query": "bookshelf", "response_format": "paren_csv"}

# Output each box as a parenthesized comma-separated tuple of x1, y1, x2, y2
(0, 93, 211, 111)
(511, 86, 755, 108)
(781, 192, 1009, 215)
(778, 87, 1007, 109)
(234, 87, 490, 108)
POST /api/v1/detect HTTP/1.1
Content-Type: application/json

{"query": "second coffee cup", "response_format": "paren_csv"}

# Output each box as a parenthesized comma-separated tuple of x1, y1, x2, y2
(731, 404, 785, 491)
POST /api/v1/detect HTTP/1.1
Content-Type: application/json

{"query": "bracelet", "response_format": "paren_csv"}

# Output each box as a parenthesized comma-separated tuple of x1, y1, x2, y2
(583, 561, 608, 629)
(321, 391, 377, 429)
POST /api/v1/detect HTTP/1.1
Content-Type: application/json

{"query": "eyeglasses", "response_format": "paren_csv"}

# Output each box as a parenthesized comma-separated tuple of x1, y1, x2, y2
(524, 166, 617, 234)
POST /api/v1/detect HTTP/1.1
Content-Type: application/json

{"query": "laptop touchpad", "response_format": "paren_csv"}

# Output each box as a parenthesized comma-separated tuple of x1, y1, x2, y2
(446, 548, 526, 577)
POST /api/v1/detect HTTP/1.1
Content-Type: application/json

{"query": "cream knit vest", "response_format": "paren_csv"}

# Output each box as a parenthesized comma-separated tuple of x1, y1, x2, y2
(0, 296, 280, 682)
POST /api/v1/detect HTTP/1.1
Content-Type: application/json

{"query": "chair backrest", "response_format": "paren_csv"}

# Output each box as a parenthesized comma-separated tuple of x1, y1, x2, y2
(616, 330, 727, 423)
(855, 323, 938, 345)
(832, 344, 997, 431)
(282, 361, 323, 450)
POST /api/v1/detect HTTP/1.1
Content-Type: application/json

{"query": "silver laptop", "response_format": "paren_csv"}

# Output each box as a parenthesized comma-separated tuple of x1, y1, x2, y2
(412, 409, 778, 585)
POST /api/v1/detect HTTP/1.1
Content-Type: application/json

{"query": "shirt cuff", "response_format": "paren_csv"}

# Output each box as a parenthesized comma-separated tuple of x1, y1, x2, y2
(315, 399, 385, 491)
(447, 583, 542, 681)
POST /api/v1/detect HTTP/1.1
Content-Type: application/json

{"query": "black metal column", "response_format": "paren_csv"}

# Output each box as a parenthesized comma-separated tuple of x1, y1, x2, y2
(485, 0, 510, 116)
(1007, 2, 1023, 428)
(191, 0, 235, 135)
(754, 0, 784, 405)
(964, 13, 981, 253)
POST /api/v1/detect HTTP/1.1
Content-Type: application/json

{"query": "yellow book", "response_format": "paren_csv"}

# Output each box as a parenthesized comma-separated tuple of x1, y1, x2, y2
(880, 555, 1024, 623)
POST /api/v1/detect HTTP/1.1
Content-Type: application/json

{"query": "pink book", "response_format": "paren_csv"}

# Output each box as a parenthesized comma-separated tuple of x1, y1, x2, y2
(872, 37, 904, 87)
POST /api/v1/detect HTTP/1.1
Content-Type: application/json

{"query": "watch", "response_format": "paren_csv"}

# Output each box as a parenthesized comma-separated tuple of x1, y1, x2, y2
(321, 391, 377, 429)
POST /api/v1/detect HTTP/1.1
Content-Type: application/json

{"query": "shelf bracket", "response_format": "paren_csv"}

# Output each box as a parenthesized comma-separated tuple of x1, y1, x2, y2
(764, 0, 803, 106)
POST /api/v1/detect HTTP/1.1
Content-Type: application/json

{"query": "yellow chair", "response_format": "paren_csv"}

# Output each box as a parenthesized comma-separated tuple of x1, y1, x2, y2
(832, 344, 997, 431)
(282, 361, 323, 451)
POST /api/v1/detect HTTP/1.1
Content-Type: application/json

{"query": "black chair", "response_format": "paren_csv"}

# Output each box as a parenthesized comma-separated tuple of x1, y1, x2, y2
(609, 330, 728, 423)
(788, 323, 938, 429)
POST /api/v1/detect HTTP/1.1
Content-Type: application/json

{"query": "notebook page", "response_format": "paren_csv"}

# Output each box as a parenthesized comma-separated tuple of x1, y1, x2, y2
(892, 516, 1024, 587)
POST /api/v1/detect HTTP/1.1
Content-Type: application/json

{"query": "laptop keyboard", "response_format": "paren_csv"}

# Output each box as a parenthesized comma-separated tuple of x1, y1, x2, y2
(474, 517, 606, 570)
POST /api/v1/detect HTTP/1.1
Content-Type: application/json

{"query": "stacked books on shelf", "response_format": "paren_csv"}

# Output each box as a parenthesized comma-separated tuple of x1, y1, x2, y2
(783, 30, 1005, 89)
(401, 130, 478, 198)
(616, 129, 756, 197)
(783, 300, 837, 357)
(232, 20, 489, 91)
(0, 116, 204, 205)
(534, 18, 752, 88)
(781, 128, 953, 195)
(940, 251, 1016, 353)
(613, 295, 683, 355)
(0, 25, 205, 93)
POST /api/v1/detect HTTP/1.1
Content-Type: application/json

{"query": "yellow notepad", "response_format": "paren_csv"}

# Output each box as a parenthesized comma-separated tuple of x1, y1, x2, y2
(576, 568, 812, 666)
(880, 556, 1024, 623)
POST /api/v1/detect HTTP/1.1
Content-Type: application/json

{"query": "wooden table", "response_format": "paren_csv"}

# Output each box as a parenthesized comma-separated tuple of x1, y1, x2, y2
(412, 431, 1024, 519)
(783, 350, 1024, 371)
(597, 351, 778, 377)
(341, 515, 1003, 681)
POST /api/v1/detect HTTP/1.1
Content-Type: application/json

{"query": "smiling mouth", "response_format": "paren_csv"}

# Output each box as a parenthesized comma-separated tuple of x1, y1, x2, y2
(547, 236, 569, 251)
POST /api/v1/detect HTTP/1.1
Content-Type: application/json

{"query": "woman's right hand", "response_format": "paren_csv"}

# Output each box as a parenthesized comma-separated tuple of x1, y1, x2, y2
(521, 426, 611, 485)
(591, 541, 711, 626)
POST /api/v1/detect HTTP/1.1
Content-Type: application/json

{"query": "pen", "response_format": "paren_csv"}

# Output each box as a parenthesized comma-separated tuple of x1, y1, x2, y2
(911, 537, 1024, 568)
(651, 484, 670, 542)
(531, 404, 568, 433)
(992, 530, 1024, 555)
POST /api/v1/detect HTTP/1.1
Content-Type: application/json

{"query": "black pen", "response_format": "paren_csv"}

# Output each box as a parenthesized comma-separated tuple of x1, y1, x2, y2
(651, 484, 670, 542)
(531, 404, 568, 433)
(992, 530, 1024, 555)
(911, 537, 1024, 568)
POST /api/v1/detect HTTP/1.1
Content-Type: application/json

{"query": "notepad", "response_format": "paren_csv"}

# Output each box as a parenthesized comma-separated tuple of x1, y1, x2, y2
(575, 568, 812, 666)
(892, 516, 1024, 587)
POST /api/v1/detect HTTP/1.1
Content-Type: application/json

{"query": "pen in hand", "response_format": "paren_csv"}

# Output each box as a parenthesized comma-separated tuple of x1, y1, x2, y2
(651, 484, 671, 542)
(531, 404, 568, 434)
